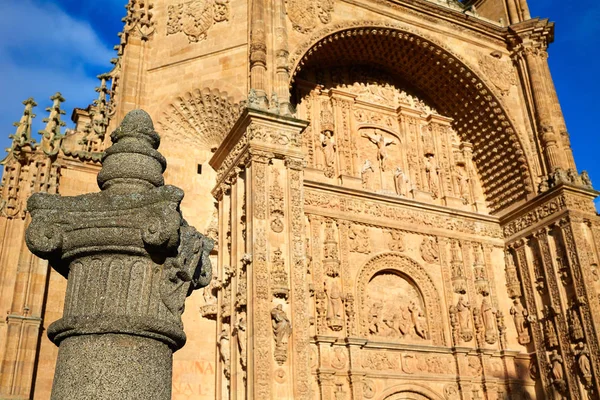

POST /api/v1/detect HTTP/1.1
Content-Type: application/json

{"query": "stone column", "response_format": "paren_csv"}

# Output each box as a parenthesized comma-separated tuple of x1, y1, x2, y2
(25, 110, 212, 400)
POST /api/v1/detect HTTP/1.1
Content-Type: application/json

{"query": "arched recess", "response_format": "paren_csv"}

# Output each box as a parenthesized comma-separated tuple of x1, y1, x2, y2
(156, 87, 244, 151)
(378, 383, 445, 400)
(289, 22, 535, 214)
(355, 252, 445, 346)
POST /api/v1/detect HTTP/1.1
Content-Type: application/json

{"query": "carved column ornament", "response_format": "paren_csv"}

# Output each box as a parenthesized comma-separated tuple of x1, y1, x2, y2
(25, 110, 212, 399)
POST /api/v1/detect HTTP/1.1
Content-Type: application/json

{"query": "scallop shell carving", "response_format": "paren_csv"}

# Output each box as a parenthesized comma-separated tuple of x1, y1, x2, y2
(157, 88, 243, 150)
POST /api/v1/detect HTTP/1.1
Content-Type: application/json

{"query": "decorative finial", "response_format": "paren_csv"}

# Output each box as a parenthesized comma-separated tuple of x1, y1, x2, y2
(96, 109, 166, 193)
(39, 92, 66, 157)
(9, 98, 38, 152)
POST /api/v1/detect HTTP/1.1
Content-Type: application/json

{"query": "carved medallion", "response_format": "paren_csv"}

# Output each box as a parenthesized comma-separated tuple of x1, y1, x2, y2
(478, 53, 517, 96)
(167, 0, 230, 43)
(285, 0, 334, 34)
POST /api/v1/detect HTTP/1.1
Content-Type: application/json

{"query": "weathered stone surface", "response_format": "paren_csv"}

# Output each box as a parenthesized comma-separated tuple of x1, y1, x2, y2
(25, 109, 212, 399)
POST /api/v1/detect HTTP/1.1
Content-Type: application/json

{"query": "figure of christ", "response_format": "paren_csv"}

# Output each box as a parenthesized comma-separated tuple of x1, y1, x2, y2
(361, 129, 397, 172)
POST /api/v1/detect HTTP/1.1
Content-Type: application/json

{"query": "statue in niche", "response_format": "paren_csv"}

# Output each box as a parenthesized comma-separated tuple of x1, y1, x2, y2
(361, 160, 375, 191)
(234, 312, 247, 369)
(361, 129, 397, 172)
(455, 166, 469, 203)
(576, 342, 592, 379)
(510, 298, 530, 345)
(272, 305, 292, 346)
(481, 297, 497, 344)
(408, 300, 428, 339)
(326, 281, 344, 331)
(368, 300, 384, 335)
(394, 167, 409, 196)
(218, 328, 231, 379)
(550, 350, 564, 382)
(424, 155, 439, 198)
(320, 130, 336, 178)
(456, 296, 473, 342)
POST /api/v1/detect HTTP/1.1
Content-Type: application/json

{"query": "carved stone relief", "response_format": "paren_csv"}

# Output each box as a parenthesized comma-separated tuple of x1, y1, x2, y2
(167, 0, 230, 43)
(285, 0, 334, 34)
(356, 253, 444, 345)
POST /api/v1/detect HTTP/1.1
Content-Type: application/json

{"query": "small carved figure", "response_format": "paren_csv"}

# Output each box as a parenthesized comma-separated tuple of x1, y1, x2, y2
(234, 312, 247, 369)
(420, 237, 439, 263)
(387, 230, 405, 252)
(362, 129, 397, 171)
(368, 301, 384, 335)
(320, 129, 336, 178)
(569, 307, 584, 341)
(455, 166, 469, 201)
(326, 281, 344, 331)
(550, 350, 564, 382)
(203, 274, 220, 305)
(424, 156, 439, 197)
(510, 298, 530, 344)
(361, 160, 375, 190)
(456, 296, 473, 341)
(272, 304, 292, 346)
(481, 296, 497, 344)
(348, 225, 370, 254)
(408, 300, 428, 339)
(394, 167, 408, 196)
(576, 342, 592, 378)
(218, 328, 231, 379)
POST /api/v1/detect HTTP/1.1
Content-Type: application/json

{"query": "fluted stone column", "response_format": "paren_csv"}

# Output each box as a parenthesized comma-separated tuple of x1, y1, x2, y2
(25, 110, 212, 400)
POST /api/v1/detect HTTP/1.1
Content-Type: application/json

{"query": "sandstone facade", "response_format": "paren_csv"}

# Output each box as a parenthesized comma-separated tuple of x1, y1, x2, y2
(1, 0, 599, 399)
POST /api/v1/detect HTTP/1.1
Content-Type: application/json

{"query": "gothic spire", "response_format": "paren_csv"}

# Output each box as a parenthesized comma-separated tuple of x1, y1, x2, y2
(8, 98, 37, 153)
(39, 92, 66, 157)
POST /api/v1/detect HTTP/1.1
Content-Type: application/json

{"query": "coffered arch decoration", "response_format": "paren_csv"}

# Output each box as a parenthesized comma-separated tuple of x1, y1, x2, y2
(356, 252, 445, 346)
(156, 87, 244, 151)
(289, 22, 535, 214)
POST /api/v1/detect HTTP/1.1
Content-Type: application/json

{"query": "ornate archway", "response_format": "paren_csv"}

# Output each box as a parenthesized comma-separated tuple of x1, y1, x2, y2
(356, 252, 445, 346)
(378, 382, 445, 400)
(289, 22, 535, 214)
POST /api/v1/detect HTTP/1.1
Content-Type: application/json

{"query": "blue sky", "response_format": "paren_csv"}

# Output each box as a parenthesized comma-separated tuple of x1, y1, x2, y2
(0, 0, 598, 209)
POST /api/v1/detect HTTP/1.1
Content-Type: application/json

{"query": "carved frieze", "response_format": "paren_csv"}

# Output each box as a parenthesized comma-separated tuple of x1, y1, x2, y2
(305, 190, 502, 238)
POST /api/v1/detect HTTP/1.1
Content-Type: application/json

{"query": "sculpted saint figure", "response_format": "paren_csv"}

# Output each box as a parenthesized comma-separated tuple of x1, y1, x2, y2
(576, 342, 592, 377)
(481, 297, 497, 343)
(362, 129, 396, 171)
(321, 130, 336, 174)
(218, 328, 231, 378)
(394, 167, 408, 196)
(550, 350, 564, 382)
(456, 296, 472, 332)
(271, 304, 292, 346)
(361, 160, 375, 190)
(510, 298, 528, 336)
(234, 312, 247, 369)
(328, 281, 343, 318)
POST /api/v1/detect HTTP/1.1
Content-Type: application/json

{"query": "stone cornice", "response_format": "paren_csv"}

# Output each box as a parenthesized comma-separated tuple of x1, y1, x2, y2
(500, 183, 599, 240)
(209, 107, 309, 194)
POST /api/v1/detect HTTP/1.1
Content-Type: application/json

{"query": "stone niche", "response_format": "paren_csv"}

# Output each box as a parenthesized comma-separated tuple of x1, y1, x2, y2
(364, 271, 430, 344)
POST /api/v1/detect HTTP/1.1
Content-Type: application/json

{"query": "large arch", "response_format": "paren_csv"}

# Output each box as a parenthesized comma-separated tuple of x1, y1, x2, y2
(355, 252, 446, 346)
(289, 22, 535, 214)
(378, 382, 445, 400)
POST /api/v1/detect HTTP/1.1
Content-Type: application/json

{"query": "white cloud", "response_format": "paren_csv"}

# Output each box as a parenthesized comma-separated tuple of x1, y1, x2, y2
(0, 0, 116, 152)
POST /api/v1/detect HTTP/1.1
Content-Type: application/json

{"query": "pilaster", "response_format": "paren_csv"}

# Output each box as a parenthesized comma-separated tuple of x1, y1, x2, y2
(210, 108, 309, 399)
